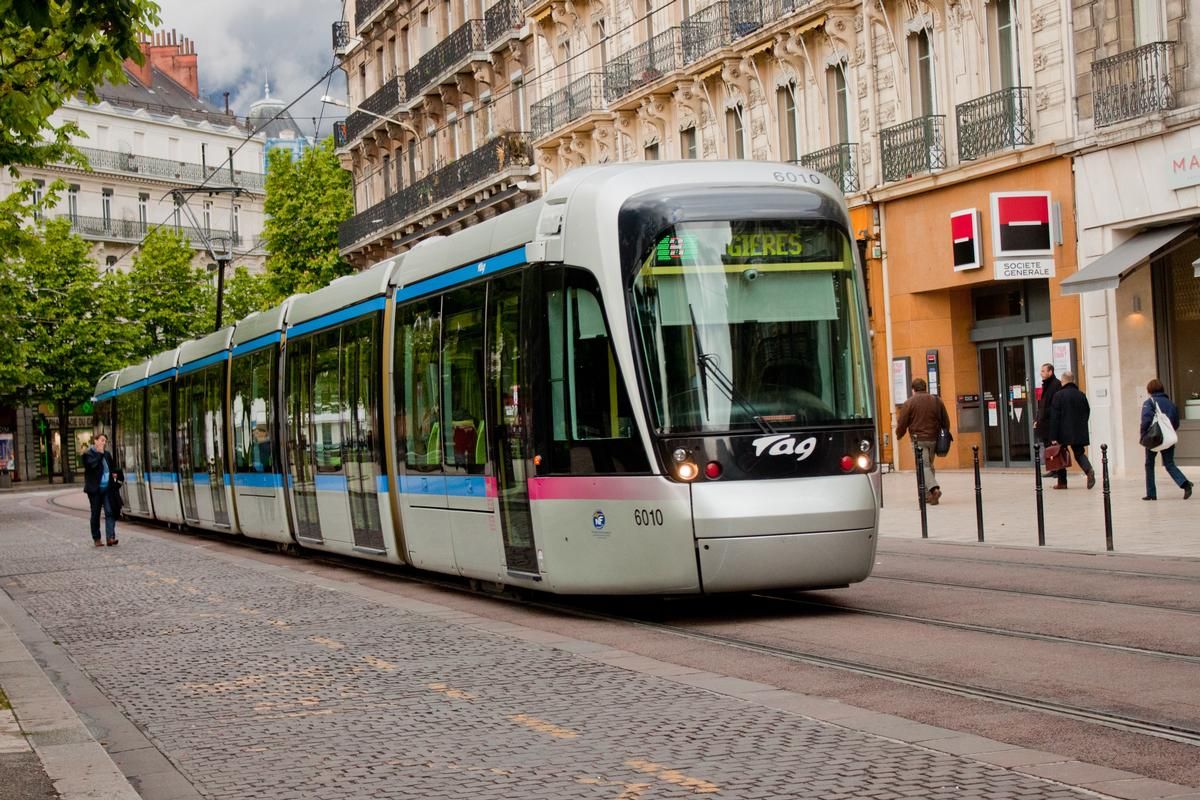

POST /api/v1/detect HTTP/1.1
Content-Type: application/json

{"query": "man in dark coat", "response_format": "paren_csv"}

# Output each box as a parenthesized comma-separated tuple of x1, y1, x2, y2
(1048, 372, 1095, 490)
(896, 377, 951, 505)
(1035, 363, 1062, 477)
(81, 433, 120, 546)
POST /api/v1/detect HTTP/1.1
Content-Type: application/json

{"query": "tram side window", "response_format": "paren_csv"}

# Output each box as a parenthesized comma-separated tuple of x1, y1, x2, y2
(442, 285, 487, 471)
(396, 298, 442, 470)
(542, 268, 649, 474)
(147, 382, 173, 474)
(312, 329, 343, 472)
(117, 390, 143, 474)
(231, 348, 275, 473)
(341, 316, 381, 471)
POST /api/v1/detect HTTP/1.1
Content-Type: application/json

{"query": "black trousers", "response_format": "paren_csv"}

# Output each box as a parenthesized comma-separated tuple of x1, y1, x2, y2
(87, 490, 118, 541)
(1055, 444, 1093, 484)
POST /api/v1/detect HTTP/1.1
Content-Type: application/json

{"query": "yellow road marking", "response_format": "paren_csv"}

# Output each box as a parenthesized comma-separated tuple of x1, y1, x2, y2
(625, 759, 720, 794)
(576, 776, 651, 798)
(158, 577, 178, 584)
(509, 713, 578, 739)
(427, 682, 475, 701)
(362, 655, 396, 671)
(310, 636, 344, 651)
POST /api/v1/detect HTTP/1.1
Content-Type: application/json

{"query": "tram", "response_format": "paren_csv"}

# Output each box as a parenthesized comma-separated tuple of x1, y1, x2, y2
(94, 161, 881, 594)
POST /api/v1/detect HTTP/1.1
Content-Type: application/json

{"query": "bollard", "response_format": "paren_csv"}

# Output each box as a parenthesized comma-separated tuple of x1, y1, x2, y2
(1033, 442, 1046, 547)
(1102, 444, 1114, 552)
(913, 440, 929, 539)
(973, 445, 984, 542)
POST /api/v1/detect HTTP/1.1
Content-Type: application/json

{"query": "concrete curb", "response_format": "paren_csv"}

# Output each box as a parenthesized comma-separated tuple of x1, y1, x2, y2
(0, 593, 141, 800)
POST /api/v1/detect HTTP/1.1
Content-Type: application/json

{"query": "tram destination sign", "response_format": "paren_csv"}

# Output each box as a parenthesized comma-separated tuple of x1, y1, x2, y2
(994, 258, 1055, 280)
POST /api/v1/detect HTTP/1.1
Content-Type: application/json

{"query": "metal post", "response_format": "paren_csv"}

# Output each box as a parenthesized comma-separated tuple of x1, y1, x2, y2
(973, 445, 984, 542)
(1033, 442, 1045, 546)
(914, 440, 928, 539)
(1102, 444, 1114, 552)
(214, 256, 228, 331)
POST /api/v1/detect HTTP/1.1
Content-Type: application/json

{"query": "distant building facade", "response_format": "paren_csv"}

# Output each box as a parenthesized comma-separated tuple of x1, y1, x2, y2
(248, 81, 314, 171)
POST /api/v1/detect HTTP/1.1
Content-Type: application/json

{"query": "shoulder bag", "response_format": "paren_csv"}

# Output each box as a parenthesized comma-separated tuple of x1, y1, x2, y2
(1141, 399, 1178, 452)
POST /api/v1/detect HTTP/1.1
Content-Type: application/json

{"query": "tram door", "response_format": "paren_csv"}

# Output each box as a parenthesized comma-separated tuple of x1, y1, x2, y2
(177, 376, 200, 522)
(488, 273, 538, 574)
(204, 366, 230, 527)
(979, 339, 1034, 466)
(286, 337, 323, 542)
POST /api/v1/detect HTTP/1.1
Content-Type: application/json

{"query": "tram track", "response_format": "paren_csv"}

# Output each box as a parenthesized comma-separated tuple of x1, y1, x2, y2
(876, 549, 1200, 582)
(43, 491, 1200, 751)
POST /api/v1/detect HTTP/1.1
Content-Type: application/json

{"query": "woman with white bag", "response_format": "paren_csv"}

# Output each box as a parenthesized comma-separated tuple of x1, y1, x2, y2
(1140, 379, 1193, 501)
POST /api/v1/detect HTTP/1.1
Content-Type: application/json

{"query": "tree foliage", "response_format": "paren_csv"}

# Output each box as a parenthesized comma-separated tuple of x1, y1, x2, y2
(262, 137, 354, 297)
(221, 265, 275, 323)
(126, 227, 213, 356)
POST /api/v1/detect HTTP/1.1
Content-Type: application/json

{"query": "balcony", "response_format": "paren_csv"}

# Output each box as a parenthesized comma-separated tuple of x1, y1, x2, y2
(798, 143, 859, 194)
(333, 121, 349, 149)
(681, 2, 731, 65)
(339, 132, 534, 250)
(68, 146, 265, 191)
(332, 21, 351, 54)
(485, 0, 524, 46)
(1092, 41, 1176, 127)
(59, 214, 242, 249)
(605, 29, 682, 103)
(355, 0, 389, 29)
(531, 74, 606, 139)
(343, 76, 407, 144)
(405, 20, 485, 100)
(879, 115, 946, 183)
(956, 86, 1033, 161)
(728, 0, 799, 39)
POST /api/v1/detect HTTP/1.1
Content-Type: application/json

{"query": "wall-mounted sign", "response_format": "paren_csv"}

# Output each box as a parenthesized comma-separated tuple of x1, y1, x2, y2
(1167, 147, 1200, 190)
(991, 191, 1053, 257)
(995, 258, 1056, 280)
(950, 208, 982, 271)
(891, 357, 911, 405)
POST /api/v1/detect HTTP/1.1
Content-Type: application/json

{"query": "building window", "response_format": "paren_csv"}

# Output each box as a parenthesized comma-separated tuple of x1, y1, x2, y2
(408, 141, 418, 182)
(448, 116, 459, 161)
(383, 154, 392, 195)
(227, 146, 235, 179)
(1132, 0, 1165, 46)
(428, 127, 440, 168)
(105, 256, 117, 269)
(464, 104, 476, 151)
(726, 106, 746, 159)
(203, 200, 212, 233)
(172, 196, 182, 229)
(232, 204, 240, 241)
(138, 192, 149, 233)
(988, 0, 1017, 89)
(681, 126, 697, 159)
(513, 77, 527, 132)
(778, 82, 799, 161)
(359, 63, 367, 100)
(1154, 243, 1200, 404)
(909, 29, 936, 117)
(67, 184, 79, 221)
(644, 142, 659, 161)
(168, 137, 179, 160)
(102, 188, 113, 229)
(96, 124, 108, 148)
(201, 142, 208, 172)
(481, 94, 494, 137)
(828, 64, 850, 144)
(32, 179, 44, 220)
(376, 45, 385, 87)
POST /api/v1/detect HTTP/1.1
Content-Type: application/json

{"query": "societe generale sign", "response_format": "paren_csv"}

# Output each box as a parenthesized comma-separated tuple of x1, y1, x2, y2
(1167, 147, 1200, 190)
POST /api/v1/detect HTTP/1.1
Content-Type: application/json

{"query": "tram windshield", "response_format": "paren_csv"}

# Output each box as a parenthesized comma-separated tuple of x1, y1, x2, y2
(632, 219, 871, 434)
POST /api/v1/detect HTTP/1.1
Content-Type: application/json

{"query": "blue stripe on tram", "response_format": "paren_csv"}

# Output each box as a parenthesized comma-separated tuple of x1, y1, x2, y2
(234, 472, 284, 489)
(288, 297, 386, 339)
(394, 246, 527, 303)
(177, 351, 227, 376)
(231, 332, 281, 357)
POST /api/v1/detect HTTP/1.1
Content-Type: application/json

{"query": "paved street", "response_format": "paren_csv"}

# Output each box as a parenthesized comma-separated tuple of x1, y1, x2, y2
(880, 465, 1200, 556)
(2, 490, 1199, 799)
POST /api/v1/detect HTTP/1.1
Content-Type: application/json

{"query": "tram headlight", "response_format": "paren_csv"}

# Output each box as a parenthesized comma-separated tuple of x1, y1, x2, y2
(676, 461, 700, 481)
(856, 453, 873, 472)
(859, 439, 872, 453)
(672, 448, 689, 463)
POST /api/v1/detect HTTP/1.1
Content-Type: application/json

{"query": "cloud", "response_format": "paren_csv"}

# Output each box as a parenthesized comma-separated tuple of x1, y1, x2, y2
(155, 0, 347, 138)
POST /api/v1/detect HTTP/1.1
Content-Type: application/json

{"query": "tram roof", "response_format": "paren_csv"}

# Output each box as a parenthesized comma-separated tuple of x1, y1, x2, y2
(178, 327, 234, 369)
(115, 360, 150, 389)
(146, 347, 181, 381)
(285, 258, 398, 332)
(229, 297, 295, 347)
(94, 370, 119, 398)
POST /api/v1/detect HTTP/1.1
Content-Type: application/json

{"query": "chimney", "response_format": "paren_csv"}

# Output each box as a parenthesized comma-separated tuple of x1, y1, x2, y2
(223, 91, 230, 114)
(123, 28, 201, 99)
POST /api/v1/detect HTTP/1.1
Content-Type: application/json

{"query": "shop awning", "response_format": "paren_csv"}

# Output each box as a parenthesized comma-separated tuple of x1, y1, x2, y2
(1060, 223, 1195, 295)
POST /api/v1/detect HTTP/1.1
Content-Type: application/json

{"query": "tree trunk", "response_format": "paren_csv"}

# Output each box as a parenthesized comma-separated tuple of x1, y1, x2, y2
(58, 403, 74, 484)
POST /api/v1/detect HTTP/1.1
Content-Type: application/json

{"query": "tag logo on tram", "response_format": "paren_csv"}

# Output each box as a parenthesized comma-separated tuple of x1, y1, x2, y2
(751, 434, 818, 461)
(592, 510, 606, 530)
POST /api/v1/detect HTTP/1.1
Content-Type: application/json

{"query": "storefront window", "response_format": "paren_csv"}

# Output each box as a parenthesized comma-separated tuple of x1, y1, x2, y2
(1163, 246, 1200, 404)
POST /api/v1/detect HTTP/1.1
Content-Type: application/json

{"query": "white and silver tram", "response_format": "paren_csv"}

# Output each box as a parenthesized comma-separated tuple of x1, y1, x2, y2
(93, 161, 880, 594)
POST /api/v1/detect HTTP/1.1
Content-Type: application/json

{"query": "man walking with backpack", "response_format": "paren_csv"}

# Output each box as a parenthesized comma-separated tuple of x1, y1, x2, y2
(896, 378, 950, 505)
(1048, 372, 1095, 490)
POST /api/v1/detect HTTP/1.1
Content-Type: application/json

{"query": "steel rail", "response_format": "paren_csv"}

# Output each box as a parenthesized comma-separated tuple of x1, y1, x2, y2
(876, 549, 1200, 582)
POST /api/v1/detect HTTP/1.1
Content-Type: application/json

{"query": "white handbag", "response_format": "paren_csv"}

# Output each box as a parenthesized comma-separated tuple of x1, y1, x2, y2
(1151, 400, 1179, 452)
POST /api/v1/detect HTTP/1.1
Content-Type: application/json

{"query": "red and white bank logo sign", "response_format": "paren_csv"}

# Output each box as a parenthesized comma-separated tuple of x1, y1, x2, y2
(950, 208, 982, 271)
(990, 191, 1053, 257)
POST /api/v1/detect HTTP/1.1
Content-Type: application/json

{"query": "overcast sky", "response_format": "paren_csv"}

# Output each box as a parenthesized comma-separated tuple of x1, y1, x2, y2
(156, 0, 348, 137)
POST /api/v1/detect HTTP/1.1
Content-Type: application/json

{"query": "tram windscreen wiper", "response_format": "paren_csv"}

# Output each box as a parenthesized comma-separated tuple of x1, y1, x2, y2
(688, 305, 775, 435)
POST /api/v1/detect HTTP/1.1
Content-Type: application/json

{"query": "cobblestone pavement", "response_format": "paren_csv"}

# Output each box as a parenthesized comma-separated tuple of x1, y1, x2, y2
(0, 494, 1187, 800)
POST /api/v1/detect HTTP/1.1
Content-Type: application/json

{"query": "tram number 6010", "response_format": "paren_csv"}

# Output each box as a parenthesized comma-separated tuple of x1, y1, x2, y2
(772, 170, 821, 186)
(633, 508, 664, 527)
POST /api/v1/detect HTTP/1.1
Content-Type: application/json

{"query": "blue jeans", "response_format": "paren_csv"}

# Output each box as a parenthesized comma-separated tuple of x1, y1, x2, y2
(1145, 446, 1189, 499)
(88, 490, 117, 541)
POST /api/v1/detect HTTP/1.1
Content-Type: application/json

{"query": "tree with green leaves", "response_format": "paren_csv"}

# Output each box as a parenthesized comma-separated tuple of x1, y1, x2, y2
(221, 265, 276, 322)
(262, 137, 354, 297)
(13, 218, 131, 481)
(126, 227, 214, 356)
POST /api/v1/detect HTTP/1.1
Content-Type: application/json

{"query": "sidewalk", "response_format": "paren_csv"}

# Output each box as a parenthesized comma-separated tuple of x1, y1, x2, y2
(880, 464, 1200, 557)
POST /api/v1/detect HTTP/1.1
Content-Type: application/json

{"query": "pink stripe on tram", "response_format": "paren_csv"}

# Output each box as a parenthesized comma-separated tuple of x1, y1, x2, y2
(527, 476, 671, 502)
(485, 475, 499, 497)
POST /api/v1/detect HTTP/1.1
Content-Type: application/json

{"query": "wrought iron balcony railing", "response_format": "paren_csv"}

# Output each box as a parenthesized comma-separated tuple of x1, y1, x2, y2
(67, 146, 265, 191)
(332, 21, 351, 52)
(485, 0, 524, 45)
(956, 86, 1033, 161)
(727, 0, 799, 39)
(1092, 41, 1176, 127)
(605, 28, 682, 103)
(681, 2, 731, 64)
(338, 132, 534, 250)
(333, 121, 349, 148)
(406, 20, 485, 99)
(58, 214, 242, 248)
(798, 143, 859, 194)
(531, 73, 606, 139)
(343, 75, 407, 143)
(879, 115, 946, 183)
(355, 0, 389, 28)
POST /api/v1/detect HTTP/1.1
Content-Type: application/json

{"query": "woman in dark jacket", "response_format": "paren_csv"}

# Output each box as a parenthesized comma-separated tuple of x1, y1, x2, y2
(1140, 379, 1194, 501)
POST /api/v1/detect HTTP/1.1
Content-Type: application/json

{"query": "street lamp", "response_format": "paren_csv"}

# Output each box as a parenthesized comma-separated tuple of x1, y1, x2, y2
(320, 95, 421, 139)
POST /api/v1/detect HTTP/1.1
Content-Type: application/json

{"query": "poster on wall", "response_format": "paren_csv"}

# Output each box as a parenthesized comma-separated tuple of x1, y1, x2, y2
(1052, 338, 1077, 377)
(892, 357, 911, 405)
(950, 208, 982, 271)
(991, 191, 1053, 257)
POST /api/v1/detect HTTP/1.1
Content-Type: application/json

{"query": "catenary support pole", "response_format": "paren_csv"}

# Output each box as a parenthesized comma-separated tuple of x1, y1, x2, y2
(1034, 442, 1045, 546)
